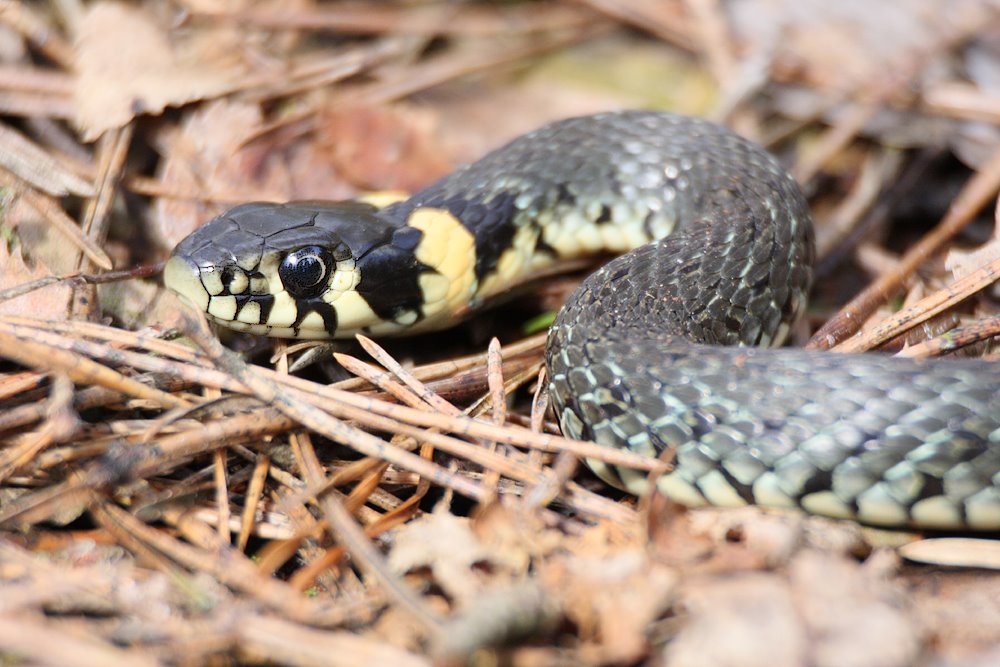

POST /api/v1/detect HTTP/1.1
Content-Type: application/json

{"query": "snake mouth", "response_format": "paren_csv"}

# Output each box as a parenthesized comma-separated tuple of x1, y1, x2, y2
(165, 247, 364, 338)
(163, 254, 209, 311)
(162, 201, 405, 338)
(164, 253, 281, 334)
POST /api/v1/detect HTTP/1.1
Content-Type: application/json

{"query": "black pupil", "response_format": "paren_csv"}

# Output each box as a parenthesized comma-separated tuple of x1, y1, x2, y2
(280, 247, 328, 298)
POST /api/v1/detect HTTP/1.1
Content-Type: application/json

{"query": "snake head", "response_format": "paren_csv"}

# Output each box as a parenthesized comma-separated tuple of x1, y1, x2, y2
(165, 200, 479, 338)
(165, 201, 395, 338)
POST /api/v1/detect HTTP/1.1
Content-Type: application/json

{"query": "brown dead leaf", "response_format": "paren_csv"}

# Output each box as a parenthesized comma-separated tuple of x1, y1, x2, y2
(650, 504, 872, 572)
(368, 606, 434, 655)
(544, 547, 677, 665)
(663, 549, 913, 667)
(471, 503, 564, 572)
(431, 582, 561, 663)
(904, 570, 1000, 658)
(790, 550, 919, 667)
(729, 0, 985, 93)
(387, 508, 499, 604)
(150, 99, 277, 248)
(433, 33, 709, 164)
(73, 2, 246, 141)
(317, 104, 454, 193)
(0, 231, 70, 319)
(151, 98, 352, 248)
(945, 202, 1000, 281)
(667, 572, 809, 667)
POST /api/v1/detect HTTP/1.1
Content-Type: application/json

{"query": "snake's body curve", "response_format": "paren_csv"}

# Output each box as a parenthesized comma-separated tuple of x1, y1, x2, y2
(166, 111, 1000, 530)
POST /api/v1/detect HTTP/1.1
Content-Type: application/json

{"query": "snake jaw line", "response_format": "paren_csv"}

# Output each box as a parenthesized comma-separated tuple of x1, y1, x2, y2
(163, 255, 210, 312)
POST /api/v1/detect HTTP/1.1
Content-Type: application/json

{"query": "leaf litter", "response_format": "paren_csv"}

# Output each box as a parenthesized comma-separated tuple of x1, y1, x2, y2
(2, 1, 1000, 665)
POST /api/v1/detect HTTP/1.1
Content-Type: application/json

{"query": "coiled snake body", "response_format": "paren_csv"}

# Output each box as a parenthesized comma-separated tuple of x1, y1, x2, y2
(166, 111, 1000, 530)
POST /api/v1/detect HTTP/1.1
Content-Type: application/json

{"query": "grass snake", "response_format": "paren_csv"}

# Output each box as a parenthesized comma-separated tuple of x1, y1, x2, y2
(165, 110, 1000, 530)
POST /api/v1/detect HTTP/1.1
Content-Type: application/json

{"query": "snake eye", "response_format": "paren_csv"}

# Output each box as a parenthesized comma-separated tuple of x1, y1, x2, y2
(279, 246, 332, 298)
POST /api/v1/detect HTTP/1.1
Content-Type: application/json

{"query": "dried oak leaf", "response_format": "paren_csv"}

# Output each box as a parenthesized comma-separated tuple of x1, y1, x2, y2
(387, 508, 519, 604)
(665, 572, 809, 667)
(470, 502, 564, 571)
(150, 99, 302, 248)
(729, 0, 989, 93)
(664, 550, 918, 667)
(904, 568, 1000, 657)
(945, 210, 1000, 281)
(0, 235, 70, 319)
(541, 544, 677, 665)
(789, 550, 919, 667)
(151, 97, 391, 248)
(317, 104, 454, 193)
(73, 1, 245, 141)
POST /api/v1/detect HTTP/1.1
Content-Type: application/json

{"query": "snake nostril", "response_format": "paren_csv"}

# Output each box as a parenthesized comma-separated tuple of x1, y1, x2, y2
(333, 242, 353, 262)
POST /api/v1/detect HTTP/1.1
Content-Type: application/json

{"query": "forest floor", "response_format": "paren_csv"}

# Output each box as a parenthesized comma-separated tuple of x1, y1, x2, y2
(2, 1, 1000, 665)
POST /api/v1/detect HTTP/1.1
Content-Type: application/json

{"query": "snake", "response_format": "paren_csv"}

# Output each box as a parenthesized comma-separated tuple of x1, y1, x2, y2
(165, 110, 1000, 531)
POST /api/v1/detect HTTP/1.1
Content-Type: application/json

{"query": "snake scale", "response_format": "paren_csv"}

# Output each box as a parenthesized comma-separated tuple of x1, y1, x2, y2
(166, 110, 1000, 530)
